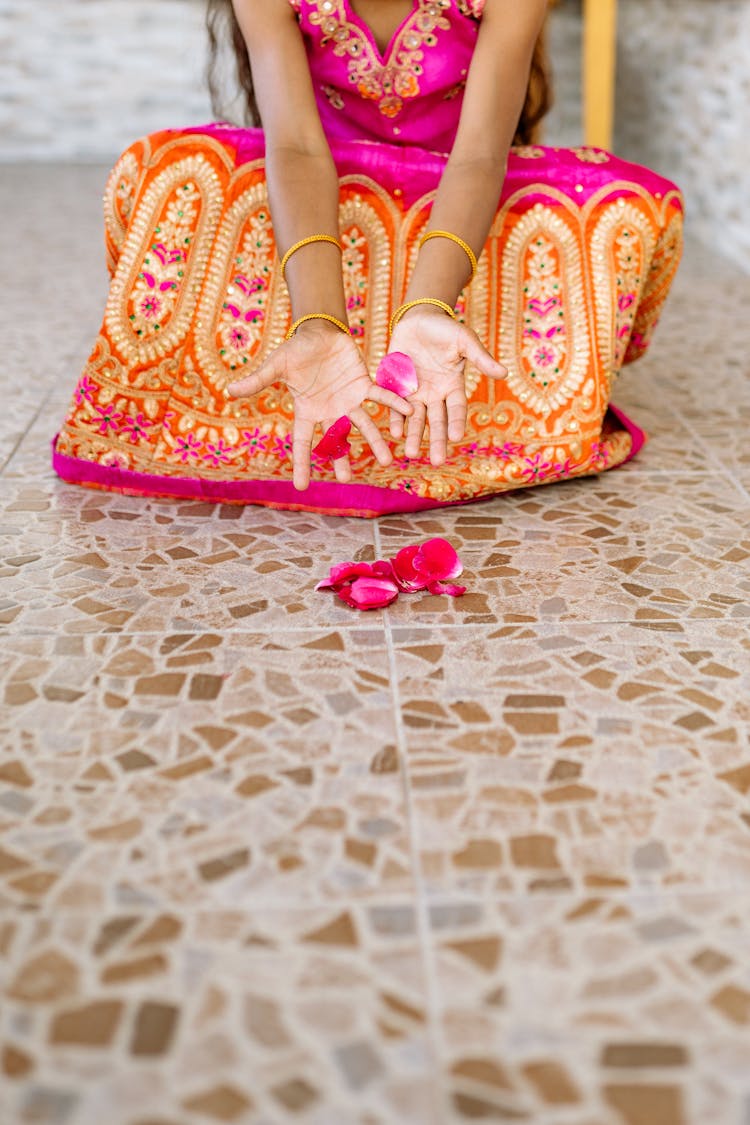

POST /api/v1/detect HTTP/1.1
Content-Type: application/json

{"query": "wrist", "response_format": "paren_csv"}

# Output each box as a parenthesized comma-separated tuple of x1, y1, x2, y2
(287, 312, 352, 342)
(390, 298, 456, 336)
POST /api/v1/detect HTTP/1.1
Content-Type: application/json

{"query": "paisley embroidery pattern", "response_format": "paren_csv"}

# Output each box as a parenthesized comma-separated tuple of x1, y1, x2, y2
(591, 199, 655, 378)
(501, 203, 589, 420)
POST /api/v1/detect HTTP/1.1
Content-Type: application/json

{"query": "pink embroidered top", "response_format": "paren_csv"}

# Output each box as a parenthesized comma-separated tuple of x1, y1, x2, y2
(290, 0, 486, 153)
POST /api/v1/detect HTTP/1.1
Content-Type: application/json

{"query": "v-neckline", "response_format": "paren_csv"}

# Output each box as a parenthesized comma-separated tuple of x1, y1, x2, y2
(343, 0, 420, 65)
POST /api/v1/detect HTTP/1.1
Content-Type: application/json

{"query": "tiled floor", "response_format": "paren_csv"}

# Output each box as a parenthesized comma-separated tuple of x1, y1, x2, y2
(2, 164, 750, 1125)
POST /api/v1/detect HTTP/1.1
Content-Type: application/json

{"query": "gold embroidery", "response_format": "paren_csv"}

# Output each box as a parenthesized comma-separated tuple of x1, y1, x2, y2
(591, 200, 655, 379)
(501, 204, 590, 422)
(455, 0, 484, 15)
(573, 147, 611, 164)
(105, 154, 225, 365)
(104, 149, 141, 269)
(339, 186, 394, 366)
(193, 175, 290, 395)
(307, 0, 451, 117)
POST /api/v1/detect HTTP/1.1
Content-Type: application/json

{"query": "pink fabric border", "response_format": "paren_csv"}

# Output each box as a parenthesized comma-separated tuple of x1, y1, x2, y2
(51, 439, 443, 518)
(608, 404, 647, 462)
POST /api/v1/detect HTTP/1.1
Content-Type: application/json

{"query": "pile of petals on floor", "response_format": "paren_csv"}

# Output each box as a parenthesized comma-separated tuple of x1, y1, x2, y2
(316, 537, 466, 610)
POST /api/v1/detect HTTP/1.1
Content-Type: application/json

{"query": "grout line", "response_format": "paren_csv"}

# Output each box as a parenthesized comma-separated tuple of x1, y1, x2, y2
(1, 621, 749, 639)
(0, 387, 55, 480)
(374, 522, 451, 1125)
(671, 407, 750, 501)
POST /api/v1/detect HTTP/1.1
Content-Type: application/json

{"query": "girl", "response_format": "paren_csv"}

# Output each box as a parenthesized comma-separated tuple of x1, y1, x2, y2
(53, 0, 683, 517)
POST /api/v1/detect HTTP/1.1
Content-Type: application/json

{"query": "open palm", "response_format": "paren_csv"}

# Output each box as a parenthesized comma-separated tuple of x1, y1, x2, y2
(227, 322, 411, 490)
(389, 309, 508, 465)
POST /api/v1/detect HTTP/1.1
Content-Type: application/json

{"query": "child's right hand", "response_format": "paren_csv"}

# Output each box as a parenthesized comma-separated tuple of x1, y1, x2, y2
(226, 321, 412, 491)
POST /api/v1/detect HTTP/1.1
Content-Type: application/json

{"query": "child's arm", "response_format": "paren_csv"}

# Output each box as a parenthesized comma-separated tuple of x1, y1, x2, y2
(391, 0, 548, 463)
(227, 0, 411, 490)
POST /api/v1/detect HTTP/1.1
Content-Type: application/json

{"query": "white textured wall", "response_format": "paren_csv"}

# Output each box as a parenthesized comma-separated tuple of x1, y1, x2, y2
(1, 0, 748, 270)
(616, 0, 750, 272)
(0, 0, 211, 160)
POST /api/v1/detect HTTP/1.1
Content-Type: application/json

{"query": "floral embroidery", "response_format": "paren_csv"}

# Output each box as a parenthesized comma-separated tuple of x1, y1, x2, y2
(91, 404, 123, 435)
(203, 439, 234, 467)
(240, 428, 269, 455)
(273, 434, 294, 460)
(127, 182, 198, 340)
(74, 376, 96, 405)
(121, 412, 153, 443)
(173, 434, 203, 463)
(341, 225, 369, 338)
(217, 209, 274, 372)
(308, 0, 451, 118)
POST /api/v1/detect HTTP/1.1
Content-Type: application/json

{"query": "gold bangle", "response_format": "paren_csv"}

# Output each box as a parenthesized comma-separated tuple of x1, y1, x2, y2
(285, 313, 352, 341)
(389, 298, 457, 336)
(418, 230, 478, 281)
(280, 235, 342, 282)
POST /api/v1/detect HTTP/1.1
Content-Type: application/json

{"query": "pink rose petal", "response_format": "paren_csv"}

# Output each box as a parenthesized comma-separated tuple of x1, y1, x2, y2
(372, 559, 397, 582)
(375, 351, 418, 397)
(319, 538, 466, 609)
(413, 537, 463, 581)
(315, 561, 375, 591)
(337, 576, 399, 610)
(427, 580, 467, 597)
(312, 416, 352, 461)
(390, 544, 430, 592)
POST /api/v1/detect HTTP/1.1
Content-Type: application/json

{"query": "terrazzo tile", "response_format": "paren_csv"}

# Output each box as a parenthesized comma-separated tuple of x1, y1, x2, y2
(391, 623, 750, 896)
(0, 488, 383, 634)
(0, 631, 412, 909)
(376, 473, 750, 627)
(671, 414, 750, 494)
(424, 890, 750, 1125)
(0, 903, 437, 1125)
(0, 391, 48, 477)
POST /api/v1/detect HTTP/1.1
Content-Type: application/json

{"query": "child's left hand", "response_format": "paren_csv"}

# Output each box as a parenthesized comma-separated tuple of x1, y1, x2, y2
(388, 307, 508, 465)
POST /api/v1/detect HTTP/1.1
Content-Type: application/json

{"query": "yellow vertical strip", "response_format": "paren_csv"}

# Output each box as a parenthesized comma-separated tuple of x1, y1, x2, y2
(583, 0, 618, 149)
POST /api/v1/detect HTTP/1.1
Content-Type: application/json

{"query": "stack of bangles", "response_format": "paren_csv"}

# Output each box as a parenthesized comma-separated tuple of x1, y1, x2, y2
(281, 230, 477, 341)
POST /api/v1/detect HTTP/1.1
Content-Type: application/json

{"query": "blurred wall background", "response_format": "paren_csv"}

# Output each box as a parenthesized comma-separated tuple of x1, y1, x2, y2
(1, 0, 748, 270)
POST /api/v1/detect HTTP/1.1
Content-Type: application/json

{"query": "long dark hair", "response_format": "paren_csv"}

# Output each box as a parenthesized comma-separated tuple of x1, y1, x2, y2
(206, 0, 552, 144)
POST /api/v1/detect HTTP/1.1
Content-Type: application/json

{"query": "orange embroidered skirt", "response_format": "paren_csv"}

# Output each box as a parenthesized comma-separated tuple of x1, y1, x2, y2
(53, 125, 684, 517)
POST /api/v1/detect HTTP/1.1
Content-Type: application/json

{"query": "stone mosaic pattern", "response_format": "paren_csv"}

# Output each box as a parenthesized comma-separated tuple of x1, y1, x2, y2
(2, 165, 750, 1123)
(1, 0, 749, 270)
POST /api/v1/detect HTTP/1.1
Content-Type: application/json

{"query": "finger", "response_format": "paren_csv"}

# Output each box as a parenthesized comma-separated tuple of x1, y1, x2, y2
(390, 408, 405, 440)
(318, 413, 354, 484)
(404, 402, 427, 459)
(427, 399, 448, 466)
(333, 455, 352, 483)
(457, 326, 508, 379)
(349, 406, 392, 468)
(445, 387, 468, 443)
(226, 348, 286, 398)
(366, 384, 414, 416)
(292, 415, 315, 491)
